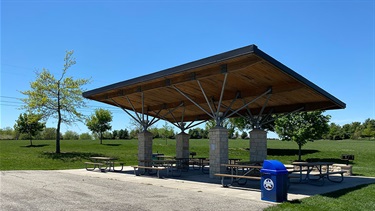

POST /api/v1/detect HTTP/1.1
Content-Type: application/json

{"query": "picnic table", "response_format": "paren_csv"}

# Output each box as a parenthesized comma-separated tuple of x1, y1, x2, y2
(85, 156, 124, 172)
(193, 157, 209, 174)
(235, 160, 263, 166)
(290, 161, 345, 185)
(215, 164, 262, 187)
(135, 158, 183, 177)
(228, 158, 241, 165)
(155, 155, 174, 160)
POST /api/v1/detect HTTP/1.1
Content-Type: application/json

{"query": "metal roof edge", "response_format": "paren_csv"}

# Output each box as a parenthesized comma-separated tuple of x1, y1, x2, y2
(253, 47, 346, 109)
(83, 44, 257, 98)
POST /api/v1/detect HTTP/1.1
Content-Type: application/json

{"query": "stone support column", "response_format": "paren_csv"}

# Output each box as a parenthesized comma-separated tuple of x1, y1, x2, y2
(249, 129, 267, 162)
(176, 132, 190, 159)
(138, 131, 153, 166)
(209, 126, 228, 178)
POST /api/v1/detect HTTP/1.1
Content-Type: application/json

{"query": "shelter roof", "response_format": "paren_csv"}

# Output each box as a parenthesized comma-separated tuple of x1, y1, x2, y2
(83, 45, 345, 123)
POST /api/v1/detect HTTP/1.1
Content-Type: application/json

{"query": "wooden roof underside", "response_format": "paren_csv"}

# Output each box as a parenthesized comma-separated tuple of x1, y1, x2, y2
(83, 45, 345, 123)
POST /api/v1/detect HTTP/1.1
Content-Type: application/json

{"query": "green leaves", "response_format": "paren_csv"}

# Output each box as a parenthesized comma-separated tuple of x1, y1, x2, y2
(86, 108, 113, 144)
(20, 50, 90, 153)
(20, 51, 90, 124)
(14, 113, 45, 145)
(274, 111, 331, 160)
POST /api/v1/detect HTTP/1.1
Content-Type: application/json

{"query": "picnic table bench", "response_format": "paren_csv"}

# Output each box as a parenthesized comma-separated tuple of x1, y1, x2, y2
(132, 165, 167, 178)
(85, 157, 124, 172)
(84, 162, 107, 171)
(215, 164, 262, 187)
(214, 173, 261, 187)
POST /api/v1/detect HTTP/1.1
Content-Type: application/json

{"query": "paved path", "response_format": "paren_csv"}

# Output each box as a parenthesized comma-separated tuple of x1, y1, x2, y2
(1, 167, 374, 211)
(1, 169, 271, 211)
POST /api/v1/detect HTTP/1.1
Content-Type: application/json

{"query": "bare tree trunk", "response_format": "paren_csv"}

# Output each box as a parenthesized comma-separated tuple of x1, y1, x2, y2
(56, 117, 61, 153)
(56, 82, 61, 153)
(29, 132, 33, 146)
(100, 132, 103, 144)
(298, 143, 302, 161)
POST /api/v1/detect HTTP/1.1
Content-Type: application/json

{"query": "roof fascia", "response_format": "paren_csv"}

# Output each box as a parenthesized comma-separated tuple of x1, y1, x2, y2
(83, 44, 257, 98)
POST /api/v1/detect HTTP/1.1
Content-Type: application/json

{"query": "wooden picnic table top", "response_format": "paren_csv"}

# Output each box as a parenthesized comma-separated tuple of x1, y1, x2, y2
(155, 155, 175, 160)
(89, 156, 116, 161)
(221, 164, 262, 169)
(153, 160, 177, 164)
(235, 160, 263, 165)
(292, 161, 334, 166)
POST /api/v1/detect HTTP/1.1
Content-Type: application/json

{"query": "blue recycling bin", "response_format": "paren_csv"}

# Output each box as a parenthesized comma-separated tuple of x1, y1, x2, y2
(260, 160, 288, 202)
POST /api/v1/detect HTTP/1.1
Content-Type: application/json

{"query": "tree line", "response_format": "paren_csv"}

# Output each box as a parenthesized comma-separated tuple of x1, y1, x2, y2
(2, 117, 374, 142)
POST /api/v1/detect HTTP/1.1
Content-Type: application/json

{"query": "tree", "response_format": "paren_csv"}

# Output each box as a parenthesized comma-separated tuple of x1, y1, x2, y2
(20, 51, 90, 153)
(118, 129, 129, 139)
(349, 122, 362, 139)
(274, 111, 330, 161)
(205, 118, 236, 138)
(326, 123, 343, 140)
(241, 131, 248, 139)
(160, 121, 174, 144)
(0, 127, 15, 140)
(14, 113, 45, 146)
(231, 116, 275, 132)
(79, 133, 92, 140)
(234, 131, 239, 139)
(361, 118, 375, 140)
(112, 130, 118, 139)
(189, 128, 202, 139)
(41, 128, 58, 140)
(86, 108, 113, 144)
(148, 127, 160, 138)
(129, 129, 138, 139)
(63, 130, 79, 140)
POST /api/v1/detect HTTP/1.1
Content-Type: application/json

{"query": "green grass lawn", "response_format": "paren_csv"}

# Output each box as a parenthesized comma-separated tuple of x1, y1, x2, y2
(1, 138, 374, 210)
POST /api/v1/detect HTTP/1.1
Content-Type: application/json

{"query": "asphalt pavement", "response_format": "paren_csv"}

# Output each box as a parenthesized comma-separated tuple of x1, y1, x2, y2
(1, 167, 374, 211)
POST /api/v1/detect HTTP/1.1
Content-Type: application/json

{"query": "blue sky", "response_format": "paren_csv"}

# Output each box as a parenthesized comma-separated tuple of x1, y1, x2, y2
(1, 0, 374, 138)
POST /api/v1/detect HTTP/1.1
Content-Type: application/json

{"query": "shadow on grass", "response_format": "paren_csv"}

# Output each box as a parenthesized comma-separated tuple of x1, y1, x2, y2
(21, 144, 50, 148)
(103, 144, 121, 146)
(322, 183, 372, 198)
(287, 184, 372, 203)
(267, 148, 319, 156)
(40, 151, 106, 162)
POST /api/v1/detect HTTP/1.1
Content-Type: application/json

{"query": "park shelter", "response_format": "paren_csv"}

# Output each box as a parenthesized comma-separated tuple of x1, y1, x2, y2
(83, 44, 345, 177)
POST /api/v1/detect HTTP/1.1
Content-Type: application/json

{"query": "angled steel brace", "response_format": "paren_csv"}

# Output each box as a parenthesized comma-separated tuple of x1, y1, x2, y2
(141, 92, 145, 123)
(185, 118, 197, 129)
(181, 105, 186, 124)
(216, 73, 228, 116)
(125, 96, 142, 123)
(110, 98, 142, 125)
(150, 102, 184, 127)
(255, 93, 272, 128)
(172, 85, 214, 119)
(210, 97, 218, 114)
(148, 108, 163, 126)
(259, 108, 274, 126)
(221, 102, 247, 119)
(226, 88, 272, 119)
(168, 109, 179, 124)
(197, 80, 215, 117)
(223, 92, 241, 117)
(185, 119, 209, 130)
(243, 98, 255, 120)
(258, 93, 272, 118)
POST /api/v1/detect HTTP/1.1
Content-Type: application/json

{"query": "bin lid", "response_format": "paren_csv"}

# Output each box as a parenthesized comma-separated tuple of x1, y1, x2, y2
(260, 160, 288, 174)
